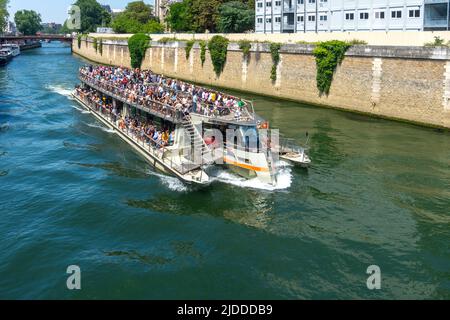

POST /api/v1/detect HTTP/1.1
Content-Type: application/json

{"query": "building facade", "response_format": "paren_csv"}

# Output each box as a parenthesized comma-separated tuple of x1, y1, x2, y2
(255, 0, 449, 33)
(2, 21, 17, 35)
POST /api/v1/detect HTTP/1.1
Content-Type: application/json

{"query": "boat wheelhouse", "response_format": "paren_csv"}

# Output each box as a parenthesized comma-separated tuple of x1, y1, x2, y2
(73, 65, 310, 186)
(0, 48, 13, 66)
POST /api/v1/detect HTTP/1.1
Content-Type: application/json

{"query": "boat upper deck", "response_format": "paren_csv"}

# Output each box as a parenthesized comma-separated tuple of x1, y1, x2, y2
(79, 65, 259, 127)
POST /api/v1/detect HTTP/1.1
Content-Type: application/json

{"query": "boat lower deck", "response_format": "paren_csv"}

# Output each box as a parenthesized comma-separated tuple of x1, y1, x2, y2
(72, 92, 210, 185)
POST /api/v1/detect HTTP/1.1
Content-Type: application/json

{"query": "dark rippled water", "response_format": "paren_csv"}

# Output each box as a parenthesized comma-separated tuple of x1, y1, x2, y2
(0, 43, 449, 299)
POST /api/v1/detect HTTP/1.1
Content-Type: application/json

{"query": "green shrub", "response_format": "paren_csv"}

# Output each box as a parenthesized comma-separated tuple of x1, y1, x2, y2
(128, 33, 151, 69)
(199, 40, 207, 67)
(185, 40, 195, 60)
(158, 37, 176, 44)
(208, 35, 229, 77)
(93, 37, 98, 53)
(77, 34, 82, 49)
(99, 38, 103, 56)
(348, 39, 368, 45)
(424, 36, 449, 47)
(269, 43, 282, 82)
(238, 40, 251, 60)
(313, 40, 350, 95)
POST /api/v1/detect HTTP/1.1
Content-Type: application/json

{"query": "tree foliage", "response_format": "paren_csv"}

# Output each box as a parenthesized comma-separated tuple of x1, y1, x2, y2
(0, 0, 9, 33)
(128, 33, 150, 69)
(74, 0, 111, 33)
(165, 0, 254, 33)
(112, 1, 163, 34)
(14, 10, 42, 35)
(269, 43, 281, 82)
(217, 1, 254, 33)
(166, 0, 192, 32)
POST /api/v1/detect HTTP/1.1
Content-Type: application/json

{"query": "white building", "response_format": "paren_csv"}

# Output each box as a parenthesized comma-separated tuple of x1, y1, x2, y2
(3, 21, 17, 35)
(255, 0, 425, 33)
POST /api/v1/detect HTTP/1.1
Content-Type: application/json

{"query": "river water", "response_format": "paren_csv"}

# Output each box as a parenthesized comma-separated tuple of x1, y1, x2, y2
(0, 43, 449, 299)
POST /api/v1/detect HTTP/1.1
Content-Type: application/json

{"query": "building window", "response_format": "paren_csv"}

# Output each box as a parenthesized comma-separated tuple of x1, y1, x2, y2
(409, 9, 420, 18)
(275, 1, 281, 6)
(391, 10, 402, 19)
(257, 18, 263, 23)
(308, 15, 315, 22)
(320, 15, 327, 21)
(298, 0, 304, 4)
(345, 13, 354, 20)
(297, 15, 304, 22)
(275, 17, 281, 23)
(375, 11, 385, 19)
(266, 1, 272, 7)
(308, 0, 315, 3)
(359, 12, 369, 20)
(257, 2, 263, 8)
(266, 18, 272, 23)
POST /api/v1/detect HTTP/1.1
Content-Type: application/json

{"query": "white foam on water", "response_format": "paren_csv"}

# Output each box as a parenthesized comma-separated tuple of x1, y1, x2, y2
(146, 170, 189, 192)
(46, 85, 73, 97)
(84, 122, 115, 134)
(70, 105, 90, 114)
(211, 161, 293, 191)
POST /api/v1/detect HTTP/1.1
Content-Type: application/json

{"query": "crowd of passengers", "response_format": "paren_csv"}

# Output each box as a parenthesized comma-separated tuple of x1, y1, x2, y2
(79, 65, 247, 120)
(76, 86, 175, 148)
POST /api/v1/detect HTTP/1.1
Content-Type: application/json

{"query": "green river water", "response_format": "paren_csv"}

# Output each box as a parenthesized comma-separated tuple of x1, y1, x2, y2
(0, 43, 449, 299)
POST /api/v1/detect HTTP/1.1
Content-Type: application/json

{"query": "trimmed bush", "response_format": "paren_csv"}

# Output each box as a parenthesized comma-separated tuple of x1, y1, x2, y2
(208, 35, 229, 77)
(77, 34, 82, 49)
(185, 40, 195, 60)
(93, 37, 98, 53)
(99, 38, 103, 56)
(199, 41, 207, 67)
(269, 43, 281, 82)
(313, 40, 350, 95)
(128, 33, 151, 69)
(238, 40, 251, 60)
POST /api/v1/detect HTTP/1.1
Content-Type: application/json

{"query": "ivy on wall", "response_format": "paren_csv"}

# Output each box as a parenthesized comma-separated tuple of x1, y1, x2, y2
(128, 33, 151, 69)
(99, 38, 103, 56)
(185, 40, 195, 60)
(208, 36, 229, 77)
(238, 40, 251, 60)
(269, 43, 281, 82)
(199, 41, 207, 67)
(313, 40, 350, 95)
(77, 35, 82, 49)
(93, 37, 98, 53)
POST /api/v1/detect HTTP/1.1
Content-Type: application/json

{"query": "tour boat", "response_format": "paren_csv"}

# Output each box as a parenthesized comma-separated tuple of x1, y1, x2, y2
(0, 48, 13, 66)
(1, 44, 20, 57)
(72, 67, 310, 186)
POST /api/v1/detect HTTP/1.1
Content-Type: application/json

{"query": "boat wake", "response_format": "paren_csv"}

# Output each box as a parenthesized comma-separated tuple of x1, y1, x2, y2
(84, 122, 115, 134)
(211, 162, 293, 191)
(146, 170, 189, 192)
(71, 105, 90, 114)
(46, 84, 73, 98)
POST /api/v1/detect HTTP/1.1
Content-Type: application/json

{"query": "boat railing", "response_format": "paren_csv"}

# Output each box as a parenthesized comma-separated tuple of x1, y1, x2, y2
(79, 73, 183, 123)
(75, 90, 205, 176)
(79, 68, 256, 123)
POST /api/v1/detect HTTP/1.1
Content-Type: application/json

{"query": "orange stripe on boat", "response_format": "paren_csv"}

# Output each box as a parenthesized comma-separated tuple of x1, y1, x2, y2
(223, 157, 270, 172)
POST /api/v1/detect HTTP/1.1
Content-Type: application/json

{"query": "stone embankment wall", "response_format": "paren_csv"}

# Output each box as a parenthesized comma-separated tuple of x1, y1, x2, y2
(73, 38, 450, 129)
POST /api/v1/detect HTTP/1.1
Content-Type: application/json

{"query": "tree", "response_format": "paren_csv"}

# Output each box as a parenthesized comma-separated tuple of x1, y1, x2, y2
(112, 1, 163, 34)
(0, 0, 9, 33)
(14, 10, 42, 35)
(217, 1, 254, 33)
(74, 0, 111, 33)
(189, 0, 225, 33)
(166, 0, 193, 32)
